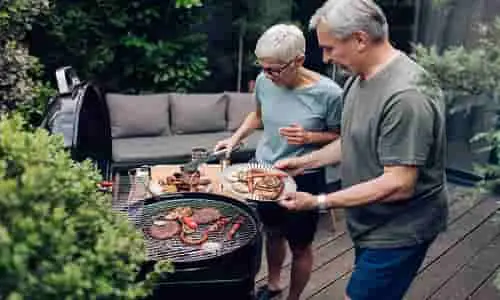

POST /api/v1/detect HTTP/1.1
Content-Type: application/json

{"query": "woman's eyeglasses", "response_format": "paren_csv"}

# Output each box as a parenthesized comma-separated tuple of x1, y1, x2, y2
(256, 58, 295, 77)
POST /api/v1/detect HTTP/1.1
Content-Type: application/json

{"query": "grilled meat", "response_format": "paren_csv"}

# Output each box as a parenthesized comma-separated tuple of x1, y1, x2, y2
(192, 207, 222, 224)
(164, 207, 193, 220)
(149, 220, 181, 240)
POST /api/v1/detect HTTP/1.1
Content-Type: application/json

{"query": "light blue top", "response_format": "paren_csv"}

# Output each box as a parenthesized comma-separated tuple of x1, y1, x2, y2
(254, 72, 343, 169)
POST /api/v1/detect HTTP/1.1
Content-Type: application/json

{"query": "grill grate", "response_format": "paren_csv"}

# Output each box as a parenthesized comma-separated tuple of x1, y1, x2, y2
(113, 172, 259, 262)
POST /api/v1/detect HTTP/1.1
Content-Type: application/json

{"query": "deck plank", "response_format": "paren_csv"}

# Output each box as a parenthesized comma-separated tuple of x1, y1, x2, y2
(428, 231, 500, 299)
(405, 208, 500, 299)
(255, 212, 342, 282)
(308, 193, 496, 300)
(468, 266, 500, 300)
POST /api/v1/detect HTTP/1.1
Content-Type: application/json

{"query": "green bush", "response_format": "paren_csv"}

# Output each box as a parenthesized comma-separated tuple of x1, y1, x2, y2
(0, 1, 52, 122)
(0, 41, 56, 127)
(414, 18, 500, 194)
(414, 39, 500, 112)
(0, 115, 171, 299)
(0, 0, 50, 40)
(30, 0, 209, 93)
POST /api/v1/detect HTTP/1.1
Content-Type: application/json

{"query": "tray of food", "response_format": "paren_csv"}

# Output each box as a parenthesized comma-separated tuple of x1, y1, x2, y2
(219, 163, 296, 201)
(149, 169, 213, 195)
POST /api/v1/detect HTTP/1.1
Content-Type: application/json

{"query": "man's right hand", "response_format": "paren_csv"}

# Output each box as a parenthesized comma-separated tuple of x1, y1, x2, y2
(214, 137, 239, 158)
(274, 157, 307, 177)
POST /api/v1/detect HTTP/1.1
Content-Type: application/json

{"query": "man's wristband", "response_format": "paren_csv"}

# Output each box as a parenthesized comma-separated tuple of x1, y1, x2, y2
(316, 194, 328, 211)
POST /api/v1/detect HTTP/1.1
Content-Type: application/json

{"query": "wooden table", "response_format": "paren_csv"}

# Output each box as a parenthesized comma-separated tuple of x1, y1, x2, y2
(149, 163, 243, 200)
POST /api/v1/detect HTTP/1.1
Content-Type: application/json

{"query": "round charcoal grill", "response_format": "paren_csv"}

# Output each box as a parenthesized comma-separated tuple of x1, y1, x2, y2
(141, 195, 259, 263)
(126, 192, 263, 300)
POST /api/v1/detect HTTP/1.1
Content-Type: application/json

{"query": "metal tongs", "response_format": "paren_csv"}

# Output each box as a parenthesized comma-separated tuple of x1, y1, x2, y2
(181, 142, 244, 173)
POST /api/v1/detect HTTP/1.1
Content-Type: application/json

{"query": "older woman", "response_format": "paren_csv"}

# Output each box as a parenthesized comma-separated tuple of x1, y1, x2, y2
(214, 24, 342, 300)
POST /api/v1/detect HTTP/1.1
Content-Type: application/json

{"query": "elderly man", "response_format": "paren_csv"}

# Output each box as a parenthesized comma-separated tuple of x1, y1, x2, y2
(275, 1, 449, 299)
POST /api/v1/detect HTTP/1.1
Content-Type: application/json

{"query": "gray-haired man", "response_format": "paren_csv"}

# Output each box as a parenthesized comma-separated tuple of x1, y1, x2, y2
(275, 1, 449, 299)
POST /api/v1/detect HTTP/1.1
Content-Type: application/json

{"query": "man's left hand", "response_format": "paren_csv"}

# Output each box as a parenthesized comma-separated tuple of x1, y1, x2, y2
(279, 191, 317, 211)
(279, 123, 311, 145)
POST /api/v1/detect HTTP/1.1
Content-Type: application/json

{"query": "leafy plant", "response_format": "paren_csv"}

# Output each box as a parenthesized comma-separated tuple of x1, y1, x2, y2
(175, 0, 203, 8)
(0, 0, 53, 123)
(30, 0, 209, 93)
(414, 18, 500, 193)
(0, 114, 172, 299)
(234, 0, 295, 89)
(413, 17, 500, 113)
(469, 130, 500, 194)
(414, 27, 500, 113)
(16, 81, 56, 129)
(197, 0, 294, 92)
(0, 0, 50, 40)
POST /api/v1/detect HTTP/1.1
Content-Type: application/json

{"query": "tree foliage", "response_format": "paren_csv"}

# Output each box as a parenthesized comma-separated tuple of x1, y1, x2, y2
(0, 0, 53, 124)
(30, 0, 209, 93)
(198, 0, 298, 92)
(0, 0, 50, 40)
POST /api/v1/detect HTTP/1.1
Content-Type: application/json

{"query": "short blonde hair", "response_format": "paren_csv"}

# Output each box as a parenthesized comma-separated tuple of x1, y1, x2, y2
(254, 24, 306, 63)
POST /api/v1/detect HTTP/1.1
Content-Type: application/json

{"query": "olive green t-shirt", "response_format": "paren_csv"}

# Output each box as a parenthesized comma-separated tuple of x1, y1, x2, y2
(341, 53, 449, 248)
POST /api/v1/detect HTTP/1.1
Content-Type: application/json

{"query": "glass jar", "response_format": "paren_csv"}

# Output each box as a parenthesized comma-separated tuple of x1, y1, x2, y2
(191, 147, 209, 176)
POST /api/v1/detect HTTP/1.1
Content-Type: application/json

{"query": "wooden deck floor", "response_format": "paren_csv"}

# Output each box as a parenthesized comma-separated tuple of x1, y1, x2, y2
(255, 184, 500, 300)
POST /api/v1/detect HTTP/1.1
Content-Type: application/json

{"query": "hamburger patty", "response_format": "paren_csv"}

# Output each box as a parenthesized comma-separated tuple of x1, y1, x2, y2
(191, 208, 222, 224)
(149, 220, 180, 240)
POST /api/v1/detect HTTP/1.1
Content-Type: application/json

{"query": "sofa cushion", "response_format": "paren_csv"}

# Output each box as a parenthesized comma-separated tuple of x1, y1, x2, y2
(112, 132, 231, 163)
(112, 130, 264, 165)
(226, 92, 257, 131)
(170, 93, 228, 134)
(106, 93, 170, 138)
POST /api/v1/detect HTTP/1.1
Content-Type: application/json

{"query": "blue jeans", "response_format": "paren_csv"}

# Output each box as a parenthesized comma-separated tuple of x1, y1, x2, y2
(346, 241, 432, 300)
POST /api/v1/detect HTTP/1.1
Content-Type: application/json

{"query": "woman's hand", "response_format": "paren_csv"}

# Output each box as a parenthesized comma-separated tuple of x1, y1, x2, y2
(274, 156, 307, 177)
(214, 137, 239, 158)
(279, 123, 311, 145)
